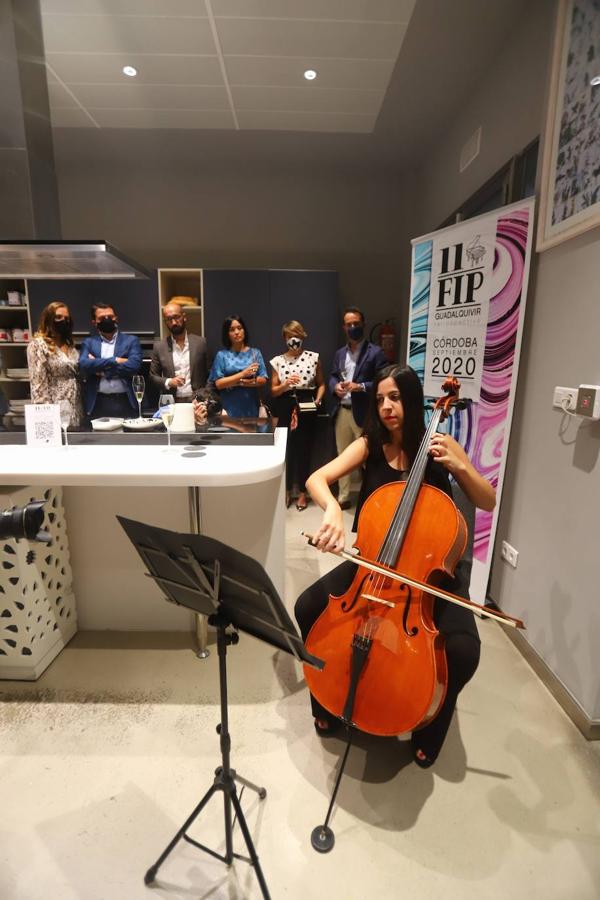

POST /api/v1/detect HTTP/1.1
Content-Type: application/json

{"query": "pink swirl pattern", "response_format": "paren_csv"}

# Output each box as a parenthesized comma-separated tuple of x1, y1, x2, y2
(462, 208, 530, 561)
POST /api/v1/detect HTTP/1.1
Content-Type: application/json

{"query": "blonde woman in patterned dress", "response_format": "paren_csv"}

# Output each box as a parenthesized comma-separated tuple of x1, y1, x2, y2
(27, 302, 83, 425)
(270, 320, 325, 510)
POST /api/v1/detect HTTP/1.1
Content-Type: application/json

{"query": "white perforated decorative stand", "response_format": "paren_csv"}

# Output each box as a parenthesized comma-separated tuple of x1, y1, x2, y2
(0, 486, 77, 680)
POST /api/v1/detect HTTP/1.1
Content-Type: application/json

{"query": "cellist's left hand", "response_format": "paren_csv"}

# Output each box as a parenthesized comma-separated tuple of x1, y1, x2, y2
(429, 433, 469, 476)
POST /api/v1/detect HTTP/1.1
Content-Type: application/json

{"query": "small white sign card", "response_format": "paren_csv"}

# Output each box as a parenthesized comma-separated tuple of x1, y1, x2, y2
(24, 403, 62, 447)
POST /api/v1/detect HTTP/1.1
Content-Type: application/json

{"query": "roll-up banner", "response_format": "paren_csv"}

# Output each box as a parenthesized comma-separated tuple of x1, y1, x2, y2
(408, 198, 535, 602)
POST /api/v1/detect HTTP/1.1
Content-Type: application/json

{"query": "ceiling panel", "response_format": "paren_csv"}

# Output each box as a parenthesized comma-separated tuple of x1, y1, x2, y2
(42, 14, 215, 54)
(50, 107, 96, 127)
(89, 108, 235, 128)
(41, 0, 417, 133)
(41, 1, 207, 14)
(224, 55, 394, 90)
(232, 85, 383, 115)
(212, 0, 415, 22)
(47, 81, 78, 107)
(66, 83, 230, 110)
(216, 18, 406, 59)
(46, 53, 223, 86)
(236, 109, 376, 132)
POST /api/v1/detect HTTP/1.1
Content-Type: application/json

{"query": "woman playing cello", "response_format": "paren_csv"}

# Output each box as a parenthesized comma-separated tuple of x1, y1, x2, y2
(295, 364, 496, 767)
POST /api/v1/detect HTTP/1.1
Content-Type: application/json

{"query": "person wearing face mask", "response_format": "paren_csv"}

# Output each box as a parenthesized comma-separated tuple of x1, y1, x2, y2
(329, 307, 388, 509)
(270, 320, 325, 510)
(149, 302, 209, 401)
(27, 301, 84, 424)
(79, 303, 142, 419)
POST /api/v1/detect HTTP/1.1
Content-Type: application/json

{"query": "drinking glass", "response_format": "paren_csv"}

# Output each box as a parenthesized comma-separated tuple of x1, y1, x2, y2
(159, 393, 175, 450)
(59, 400, 70, 447)
(132, 375, 145, 420)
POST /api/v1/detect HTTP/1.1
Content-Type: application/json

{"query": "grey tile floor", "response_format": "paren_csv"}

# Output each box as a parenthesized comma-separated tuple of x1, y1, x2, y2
(1, 501, 599, 899)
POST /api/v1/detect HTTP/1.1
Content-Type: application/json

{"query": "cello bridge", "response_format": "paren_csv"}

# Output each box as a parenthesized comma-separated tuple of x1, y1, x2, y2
(360, 592, 395, 608)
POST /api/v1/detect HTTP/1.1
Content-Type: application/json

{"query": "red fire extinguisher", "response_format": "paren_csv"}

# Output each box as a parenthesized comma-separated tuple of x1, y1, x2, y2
(370, 319, 397, 363)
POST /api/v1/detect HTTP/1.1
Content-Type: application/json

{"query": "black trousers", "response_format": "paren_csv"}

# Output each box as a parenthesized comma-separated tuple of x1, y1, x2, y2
(287, 412, 317, 492)
(92, 392, 134, 418)
(294, 560, 480, 759)
(275, 394, 318, 493)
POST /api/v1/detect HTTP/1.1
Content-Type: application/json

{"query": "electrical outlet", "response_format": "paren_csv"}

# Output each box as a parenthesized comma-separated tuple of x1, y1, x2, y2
(501, 541, 518, 568)
(553, 386, 577, 411)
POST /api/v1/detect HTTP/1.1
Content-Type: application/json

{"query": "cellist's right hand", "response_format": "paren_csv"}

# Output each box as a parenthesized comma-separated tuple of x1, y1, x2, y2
(312, 500, 345, 554)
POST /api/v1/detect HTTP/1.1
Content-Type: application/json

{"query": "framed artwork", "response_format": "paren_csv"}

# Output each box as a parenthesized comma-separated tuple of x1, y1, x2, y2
(537, 0, 600, 251)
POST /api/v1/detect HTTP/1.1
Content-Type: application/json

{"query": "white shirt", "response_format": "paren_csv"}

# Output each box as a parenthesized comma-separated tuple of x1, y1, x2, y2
(342, 340, 364, 405)
(167, 333, 192, 398)
(98, 331, 127, 394)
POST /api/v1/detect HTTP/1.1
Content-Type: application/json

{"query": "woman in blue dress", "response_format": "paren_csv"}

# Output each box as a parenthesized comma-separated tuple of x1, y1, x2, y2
(209, 314, 268, 417)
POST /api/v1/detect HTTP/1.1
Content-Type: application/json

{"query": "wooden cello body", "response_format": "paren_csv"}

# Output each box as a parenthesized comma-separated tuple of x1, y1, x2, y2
(304, 379, 468, 737)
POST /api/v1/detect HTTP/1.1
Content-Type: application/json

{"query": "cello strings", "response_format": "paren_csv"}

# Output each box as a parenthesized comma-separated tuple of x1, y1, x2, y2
(366, 408, 442, 605)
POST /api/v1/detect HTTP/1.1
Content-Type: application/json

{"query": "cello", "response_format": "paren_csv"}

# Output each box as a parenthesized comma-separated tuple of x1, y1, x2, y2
(303, 376, 523, 738)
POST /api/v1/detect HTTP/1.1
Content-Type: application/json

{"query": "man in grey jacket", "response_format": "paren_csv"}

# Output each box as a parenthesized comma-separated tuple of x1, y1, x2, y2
(150, 302, 209, 400)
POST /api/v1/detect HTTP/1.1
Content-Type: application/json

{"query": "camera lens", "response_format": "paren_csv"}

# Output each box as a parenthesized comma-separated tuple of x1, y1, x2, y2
(0, 501, 48, 541)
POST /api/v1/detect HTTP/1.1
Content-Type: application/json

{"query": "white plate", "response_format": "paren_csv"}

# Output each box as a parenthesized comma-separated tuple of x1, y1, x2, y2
(91, 417, 124, 431)
(122, 417, 162, 431)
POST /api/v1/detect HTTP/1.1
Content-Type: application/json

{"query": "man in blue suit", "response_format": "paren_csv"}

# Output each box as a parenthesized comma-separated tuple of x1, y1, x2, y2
(79, 303, 142, 419)
(329, 306, 388, 508)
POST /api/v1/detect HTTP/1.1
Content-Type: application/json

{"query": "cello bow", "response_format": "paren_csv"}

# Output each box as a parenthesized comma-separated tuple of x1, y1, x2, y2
(301, 531, 525, 630)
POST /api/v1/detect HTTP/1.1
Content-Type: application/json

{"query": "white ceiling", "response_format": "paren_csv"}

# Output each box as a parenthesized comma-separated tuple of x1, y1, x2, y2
(41, 0, 417, 133)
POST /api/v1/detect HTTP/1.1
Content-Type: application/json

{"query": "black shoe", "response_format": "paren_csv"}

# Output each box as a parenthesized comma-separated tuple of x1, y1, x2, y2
(314, 717, 340, 737)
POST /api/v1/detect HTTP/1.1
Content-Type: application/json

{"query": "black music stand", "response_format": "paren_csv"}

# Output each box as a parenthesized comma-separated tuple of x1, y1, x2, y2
(117, 516, 324, 900)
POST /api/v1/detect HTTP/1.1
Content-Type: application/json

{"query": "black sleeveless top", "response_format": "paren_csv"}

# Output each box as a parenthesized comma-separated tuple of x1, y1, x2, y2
(352, 446, 472, 603)
(352, 449, 453, 531)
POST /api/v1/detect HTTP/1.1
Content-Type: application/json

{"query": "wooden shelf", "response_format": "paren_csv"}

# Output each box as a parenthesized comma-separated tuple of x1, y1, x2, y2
(157, 267, 204, 339)
(0, 305, 28, 311)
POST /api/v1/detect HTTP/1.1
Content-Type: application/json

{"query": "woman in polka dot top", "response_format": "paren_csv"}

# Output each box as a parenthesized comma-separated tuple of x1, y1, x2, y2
(270, 320, 325, 510)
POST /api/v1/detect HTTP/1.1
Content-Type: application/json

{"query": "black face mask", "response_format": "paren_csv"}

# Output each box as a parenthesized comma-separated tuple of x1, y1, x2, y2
(170, 324, 185, 336)
(347, 324, 364, 341)
(97, 316, 117, 335)
(54, 319, 71, 339)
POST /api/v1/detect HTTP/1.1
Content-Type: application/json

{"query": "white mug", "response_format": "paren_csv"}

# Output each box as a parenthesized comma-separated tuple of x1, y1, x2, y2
(170, 402, 195, 432)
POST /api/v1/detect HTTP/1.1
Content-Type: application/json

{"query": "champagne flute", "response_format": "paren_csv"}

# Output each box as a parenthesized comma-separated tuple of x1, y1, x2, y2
(132, 375, 145, 421)
(59, 400, 70, 447)
(159, 393, 175, 451)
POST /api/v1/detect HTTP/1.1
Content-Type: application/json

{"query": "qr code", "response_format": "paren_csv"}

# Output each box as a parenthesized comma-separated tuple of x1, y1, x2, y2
(34, 421, 56, 444)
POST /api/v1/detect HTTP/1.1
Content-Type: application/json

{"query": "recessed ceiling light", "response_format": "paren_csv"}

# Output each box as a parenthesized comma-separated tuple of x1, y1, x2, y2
(123, 65, 137, 77)
(304, 69, 317, 81)
(590, 75, 600, 86)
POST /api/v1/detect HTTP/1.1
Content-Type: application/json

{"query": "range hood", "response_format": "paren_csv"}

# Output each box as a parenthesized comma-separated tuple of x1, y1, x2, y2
(0, 241, 150, 279)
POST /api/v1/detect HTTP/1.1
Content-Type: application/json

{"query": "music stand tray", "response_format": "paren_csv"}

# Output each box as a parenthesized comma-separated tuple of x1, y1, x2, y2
(118, 516, 323, 899)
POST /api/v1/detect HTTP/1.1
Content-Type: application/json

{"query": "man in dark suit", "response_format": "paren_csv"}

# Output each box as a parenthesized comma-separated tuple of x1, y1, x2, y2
(79, 303, 142, 419)
(329, 306, 388, 508)
(150, 302, 208, 400)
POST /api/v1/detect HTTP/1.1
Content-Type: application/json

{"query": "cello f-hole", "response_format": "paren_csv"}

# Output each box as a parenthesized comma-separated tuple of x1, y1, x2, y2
(401, 583, 418, 637)
(341, 571, 370, 613)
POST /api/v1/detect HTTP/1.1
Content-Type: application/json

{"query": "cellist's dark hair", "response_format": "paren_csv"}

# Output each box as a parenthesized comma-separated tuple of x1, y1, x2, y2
(363, 365, 426, 468)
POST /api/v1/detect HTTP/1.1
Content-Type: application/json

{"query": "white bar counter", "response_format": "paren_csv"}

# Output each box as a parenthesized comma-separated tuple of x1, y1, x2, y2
(0, 430, 286, 487)
(1, 429, 287, 631)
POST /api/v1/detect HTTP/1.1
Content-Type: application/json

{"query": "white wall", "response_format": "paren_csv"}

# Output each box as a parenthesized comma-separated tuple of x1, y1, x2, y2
(413, 0, 600, 722)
